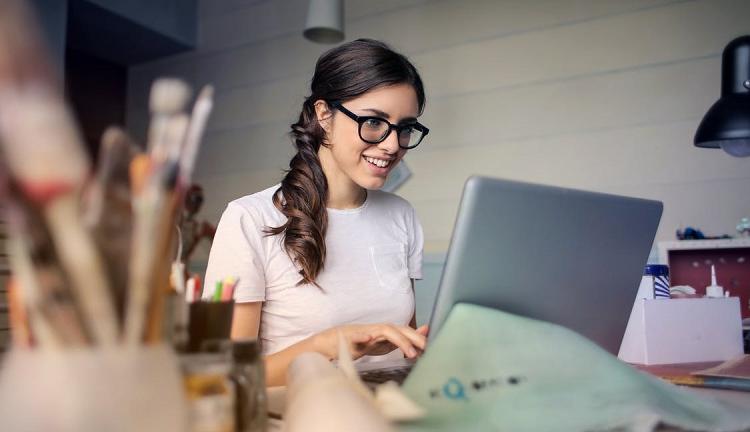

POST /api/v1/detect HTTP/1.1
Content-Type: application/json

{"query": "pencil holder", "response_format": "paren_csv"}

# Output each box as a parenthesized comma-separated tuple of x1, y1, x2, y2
(0, 344, 188, 432)
(187, 300, 235, 353)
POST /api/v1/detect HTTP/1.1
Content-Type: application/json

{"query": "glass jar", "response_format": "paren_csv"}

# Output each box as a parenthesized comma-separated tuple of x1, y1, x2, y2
(181, 352, 236, 432)
(231, 340, 267, 432)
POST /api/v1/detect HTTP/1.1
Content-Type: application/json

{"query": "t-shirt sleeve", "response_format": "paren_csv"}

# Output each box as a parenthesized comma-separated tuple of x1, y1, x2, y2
(407, 205, 424, 280)
(203, 201, 267, 303)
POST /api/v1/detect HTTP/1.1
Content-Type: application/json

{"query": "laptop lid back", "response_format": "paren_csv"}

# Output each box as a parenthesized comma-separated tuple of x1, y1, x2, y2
(428, 176, 663, 354)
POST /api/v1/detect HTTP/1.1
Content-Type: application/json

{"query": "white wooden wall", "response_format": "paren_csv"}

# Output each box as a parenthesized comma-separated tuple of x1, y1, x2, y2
(127, 0, 750, 259)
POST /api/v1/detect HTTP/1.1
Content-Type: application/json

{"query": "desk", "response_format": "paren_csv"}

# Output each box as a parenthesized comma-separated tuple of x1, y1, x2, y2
(267, 387, 286, 432)
(263, 365, 750, 431)
(635, 362, 750, 407)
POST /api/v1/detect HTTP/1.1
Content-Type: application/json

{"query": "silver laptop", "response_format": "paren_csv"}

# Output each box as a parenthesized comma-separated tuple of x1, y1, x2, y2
(358, 176, 663, 383)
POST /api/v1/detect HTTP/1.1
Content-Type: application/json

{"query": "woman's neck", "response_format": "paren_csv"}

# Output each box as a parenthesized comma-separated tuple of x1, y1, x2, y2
(319, 148, 367, 210)
(326, 179, 367, 210)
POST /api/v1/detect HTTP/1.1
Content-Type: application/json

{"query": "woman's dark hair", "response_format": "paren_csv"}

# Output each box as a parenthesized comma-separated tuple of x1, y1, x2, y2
(266, 39, 425, 286)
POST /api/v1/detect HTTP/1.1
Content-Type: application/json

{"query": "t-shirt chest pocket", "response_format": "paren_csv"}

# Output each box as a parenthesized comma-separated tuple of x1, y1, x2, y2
(369, 243, 410, 292)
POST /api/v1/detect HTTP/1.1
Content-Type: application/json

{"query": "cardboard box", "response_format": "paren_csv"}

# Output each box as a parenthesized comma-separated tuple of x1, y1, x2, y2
(618, 297, 744, 365)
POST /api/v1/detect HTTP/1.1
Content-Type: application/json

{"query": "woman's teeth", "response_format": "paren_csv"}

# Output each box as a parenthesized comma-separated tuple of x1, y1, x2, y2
(364, 156, 391, 168)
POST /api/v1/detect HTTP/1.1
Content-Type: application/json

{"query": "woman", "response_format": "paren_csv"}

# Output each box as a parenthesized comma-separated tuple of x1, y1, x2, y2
(204, 39, 430, 386)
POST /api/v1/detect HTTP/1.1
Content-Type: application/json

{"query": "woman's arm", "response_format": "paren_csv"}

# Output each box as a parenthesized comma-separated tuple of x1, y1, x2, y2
(231, 302, 318, 386)
(231, 302, 262, 339)
(232, 302, 315, 386)
(231, 301, 428, 386)
(231, 302, 301, 386)
(263, 323, 426, 386)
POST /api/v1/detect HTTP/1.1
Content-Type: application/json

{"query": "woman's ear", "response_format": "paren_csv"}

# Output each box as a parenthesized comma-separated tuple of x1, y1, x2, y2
(313, 100, 333, 133)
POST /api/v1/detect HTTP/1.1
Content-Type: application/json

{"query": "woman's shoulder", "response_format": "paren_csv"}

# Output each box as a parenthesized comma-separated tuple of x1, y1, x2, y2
(224, 184, 283, 220)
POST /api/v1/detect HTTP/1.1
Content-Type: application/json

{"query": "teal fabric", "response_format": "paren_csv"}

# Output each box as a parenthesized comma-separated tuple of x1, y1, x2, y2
(399, 303, 750, 432)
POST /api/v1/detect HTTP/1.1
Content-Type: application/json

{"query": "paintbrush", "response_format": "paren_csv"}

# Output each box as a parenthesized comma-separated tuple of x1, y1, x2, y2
(1, 179, 89, 347)
(124, 79, 191, 345)
(123, 154, 156, 344)
(84, 127, 140, 227)
(6, 276, 33, 348)
(5, 239, 63, 348)
(83, 127, 140, 325)
(143, 116, 190, 343)
(144, 85, 214, 343)
(179, 85, 214, 186)
(143, 84, 214, 342)
(0, 0, 58, 90)
(148, 78, 191, 162)
(0, 86, 119, 347)
(0, 0, 118, 346)
(126, 161, 190, 347)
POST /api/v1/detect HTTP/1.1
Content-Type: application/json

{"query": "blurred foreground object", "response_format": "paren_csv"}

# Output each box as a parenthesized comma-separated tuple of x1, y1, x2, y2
(0, 345, 187, 432)
(0, 0, 116, 347)
(0, 1, 213, 430)
(284, 333, 423, 432)
(0, 0, 214, 347)
(285, 352, 396, 432)
(400, 303, 750, 431)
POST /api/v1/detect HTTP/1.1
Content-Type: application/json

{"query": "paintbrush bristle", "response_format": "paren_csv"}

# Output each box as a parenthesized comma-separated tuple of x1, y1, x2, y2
(198, 85, 214, 101)
(101, 127, 128, 150)
(149, 78, 191, 115)
(178, 84, 215, 185)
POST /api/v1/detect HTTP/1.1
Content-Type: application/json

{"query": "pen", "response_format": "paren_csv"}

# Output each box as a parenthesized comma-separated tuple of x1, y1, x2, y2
(192, 276, 202, 301)
(185, 277, 196, 303)
(221, 277, 237, 302)
(213, 281, 223, 302)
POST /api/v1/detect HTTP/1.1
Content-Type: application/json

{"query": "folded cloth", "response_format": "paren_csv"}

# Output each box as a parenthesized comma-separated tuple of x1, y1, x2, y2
(399, 303, 750, 432)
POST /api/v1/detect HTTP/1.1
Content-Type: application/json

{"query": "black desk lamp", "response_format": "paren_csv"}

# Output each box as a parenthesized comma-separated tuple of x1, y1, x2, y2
(694, 35, 750, 157)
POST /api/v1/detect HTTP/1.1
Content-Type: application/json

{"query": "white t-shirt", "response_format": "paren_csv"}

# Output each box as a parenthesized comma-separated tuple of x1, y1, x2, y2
(203, 184, 424, 357)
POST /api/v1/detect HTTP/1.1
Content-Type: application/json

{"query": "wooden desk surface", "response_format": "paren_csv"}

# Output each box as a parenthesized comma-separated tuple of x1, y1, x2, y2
(634, 361, 750, 407)
(265, 363, 750, 431)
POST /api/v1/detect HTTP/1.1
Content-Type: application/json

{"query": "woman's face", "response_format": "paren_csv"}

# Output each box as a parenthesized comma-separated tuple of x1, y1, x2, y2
(317, 83, 420, 191)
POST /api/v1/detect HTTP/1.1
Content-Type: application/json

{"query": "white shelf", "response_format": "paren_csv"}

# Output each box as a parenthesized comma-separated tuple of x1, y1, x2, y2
(658, 238, 750, 265)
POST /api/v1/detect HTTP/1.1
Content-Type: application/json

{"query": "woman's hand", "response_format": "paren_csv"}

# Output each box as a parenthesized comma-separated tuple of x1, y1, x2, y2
(311, 323, 429, 361)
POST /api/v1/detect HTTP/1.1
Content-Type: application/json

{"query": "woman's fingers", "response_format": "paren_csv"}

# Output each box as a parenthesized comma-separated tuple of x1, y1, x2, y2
(395, 325, 427, 351)
(416, 324, 429, 336)
(374, 324, 424, 358)
(382, 327, 418, 358)
(338, 323, 428, 359)
(348, 332, 373, 345)
(346, 331, 373, 358)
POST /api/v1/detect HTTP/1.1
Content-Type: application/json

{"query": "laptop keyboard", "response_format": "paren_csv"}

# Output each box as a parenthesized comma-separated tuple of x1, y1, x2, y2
(359, 364, 413, 385)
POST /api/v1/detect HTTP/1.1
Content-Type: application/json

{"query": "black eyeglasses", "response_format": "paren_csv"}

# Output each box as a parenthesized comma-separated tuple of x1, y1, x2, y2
(330, 102, 429, 149)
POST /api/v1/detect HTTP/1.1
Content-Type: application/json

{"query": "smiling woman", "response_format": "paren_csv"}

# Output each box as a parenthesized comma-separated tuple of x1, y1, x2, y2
(203, 39, 430, 386)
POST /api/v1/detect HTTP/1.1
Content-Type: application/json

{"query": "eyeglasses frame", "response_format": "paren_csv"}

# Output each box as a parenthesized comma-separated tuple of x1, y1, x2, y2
(329, 101, 429, 149)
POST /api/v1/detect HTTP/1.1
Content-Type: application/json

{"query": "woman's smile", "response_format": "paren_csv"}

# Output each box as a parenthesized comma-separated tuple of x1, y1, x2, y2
(362, 154, 397, 176)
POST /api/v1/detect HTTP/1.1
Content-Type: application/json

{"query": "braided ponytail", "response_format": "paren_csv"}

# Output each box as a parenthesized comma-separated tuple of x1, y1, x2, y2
(265, 100, 329, 285)
(266, 39, 425, 286)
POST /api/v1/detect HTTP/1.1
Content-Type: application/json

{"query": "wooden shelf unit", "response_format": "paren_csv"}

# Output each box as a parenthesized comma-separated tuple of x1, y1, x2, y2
(658, 238, 750, 318)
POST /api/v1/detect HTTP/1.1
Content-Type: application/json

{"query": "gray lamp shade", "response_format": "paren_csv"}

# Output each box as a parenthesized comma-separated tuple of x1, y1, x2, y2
(303, 0, 344, 44)
(694, 35, 750, 157)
